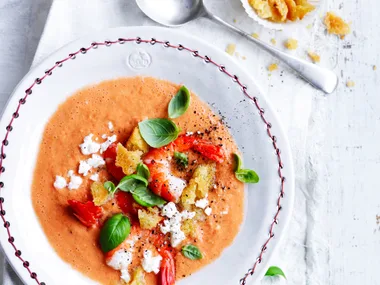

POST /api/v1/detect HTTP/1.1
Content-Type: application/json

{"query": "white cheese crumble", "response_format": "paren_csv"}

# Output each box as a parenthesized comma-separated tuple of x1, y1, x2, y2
(68, 174, 83, 190)
(108, 121, 114, 131)
(87, 154, 105, 168)
(120, 269, 131, 283)
(160, 203, 195, 247)
(79, 134, 100, 155)
(167, 174, 186, 199)
(106, 249, 133, 270)
(204, 207, 212, 216)
(100, 134, 117, 154)
(142, 250, 162, 274)
(195, 196, 209, 209)
(78, 160, 92, 176)
(90, 173, 99, 181)
(53, 176, 67, 189)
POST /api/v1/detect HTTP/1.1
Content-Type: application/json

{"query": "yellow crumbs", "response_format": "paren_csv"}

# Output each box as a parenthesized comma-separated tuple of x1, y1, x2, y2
(270, 38, 277, 45)
(268, 63, 278, 72)
(225, 44, 236, 56)
(307, 51, 320, 63)
(324, 12, 350, 39)
(251, 33, 260, 39)
(373, 65, 377, 71)
(346, 80, 355, 88)
(284, 38, 298, 50)
(248, 0, 315, 23)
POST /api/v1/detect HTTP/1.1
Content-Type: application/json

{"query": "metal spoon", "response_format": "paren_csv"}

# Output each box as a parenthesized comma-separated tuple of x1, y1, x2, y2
(136, 0, 338, 94)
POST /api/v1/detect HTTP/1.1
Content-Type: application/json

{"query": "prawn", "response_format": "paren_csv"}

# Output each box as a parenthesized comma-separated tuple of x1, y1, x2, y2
(143, 134, 225, 203)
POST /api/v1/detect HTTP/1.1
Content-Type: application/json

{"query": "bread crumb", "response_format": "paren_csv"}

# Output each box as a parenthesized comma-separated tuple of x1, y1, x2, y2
(225, 44, 236, 56)
(346, 80, 355, 88)
(235, 52, 240, 57)
(242, 56, 247, 60)
(284, 38, 298, 50)
(373, 65, 377, 71)
(268, 63, 278, 72)
(324, 12, 350, 39)
(306, 24, 313, 29)
(270, 38, 277, 45)
(307, 51, 320, 63)
(251, 33, 260, 39)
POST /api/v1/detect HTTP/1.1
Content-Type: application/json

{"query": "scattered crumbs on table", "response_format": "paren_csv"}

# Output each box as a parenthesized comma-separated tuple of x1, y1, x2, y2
(346, 80, 355, 88)
(242, 56, 247, 60)
(268, 63, 278, 72)
(235, 51, 240, 57)
(225, 44, 236, 56)
(308, 51, 321, 63)
(270, 38, 277, 45)
(373, 65, 377, 71)
(306, 23, 313, 29)
(324, 12, 350, 39)
(284, 38, 298, 50)
(377, 215, 380, 225)
(251, 33, 259, 39)
(233, 18, 237, 23)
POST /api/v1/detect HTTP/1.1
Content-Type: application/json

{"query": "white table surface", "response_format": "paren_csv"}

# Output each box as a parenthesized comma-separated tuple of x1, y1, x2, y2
(0, 0, 379, 285)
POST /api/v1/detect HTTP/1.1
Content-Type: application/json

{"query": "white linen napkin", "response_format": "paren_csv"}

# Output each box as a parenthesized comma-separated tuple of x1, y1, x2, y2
(2, 0, 321, 284)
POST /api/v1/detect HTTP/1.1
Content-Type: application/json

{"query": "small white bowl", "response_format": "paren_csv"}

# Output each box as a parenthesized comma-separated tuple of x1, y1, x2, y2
(241, 0, 323, 30)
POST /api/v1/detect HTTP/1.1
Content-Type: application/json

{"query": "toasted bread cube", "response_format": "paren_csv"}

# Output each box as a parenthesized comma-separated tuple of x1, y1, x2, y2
(129, 267, 145, 285)
(193, 164, 216, 198)
(91, 181, 110, 206)
(138, 208, 163, 230)
(180, 182, 197, 210)
(182, 219, 198, 239)
(115, 143, 143, 176)
(126, 127, 149, 153)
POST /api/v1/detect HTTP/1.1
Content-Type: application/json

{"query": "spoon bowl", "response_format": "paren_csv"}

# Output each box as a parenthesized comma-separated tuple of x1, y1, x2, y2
(136, 0, 204, 26)
(136, 0, 338, 94)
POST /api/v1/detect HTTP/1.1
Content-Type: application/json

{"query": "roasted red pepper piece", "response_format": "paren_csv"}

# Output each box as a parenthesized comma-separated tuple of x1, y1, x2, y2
(160, 249, 176, 285)
(115, 191, 139, 217)
(103, 142, 125, 181)
(68, 200, 102, 227)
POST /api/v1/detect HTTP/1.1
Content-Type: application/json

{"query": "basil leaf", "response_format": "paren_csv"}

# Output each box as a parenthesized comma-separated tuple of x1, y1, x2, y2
(174, 151, 188, 167)
(117, 174, 148, 192)
(131, 186, 166, 207)
(99, 213, 131, 253)
(265, 266, 286, 279)
(235, 169, 260, 183)
(233, 153, 242, 172)
(136, 163, 150, 180)
(233, 153, 259, 184)
(182, 245, 202, 260)
(168, 86, 191, 119)
(104, 181, 116, 195)
(138, 118, 180, 148)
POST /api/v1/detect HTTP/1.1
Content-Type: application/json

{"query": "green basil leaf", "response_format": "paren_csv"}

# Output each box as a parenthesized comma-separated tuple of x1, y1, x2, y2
(99, 213, 131, 253)
(117, 174, 148, 192)
(233, 153, 242, 172)
(138, 118, 180, 148)
(181, 245, 203, 260)
(174, 151, 188, 167)
(235, 169, 260, 183)
(168, 86, 191, 119)
(136, 163, 150, 180)
(130, 186, 166, 207)
(265, 266, 286, 279)
(104, 181, 116, 195)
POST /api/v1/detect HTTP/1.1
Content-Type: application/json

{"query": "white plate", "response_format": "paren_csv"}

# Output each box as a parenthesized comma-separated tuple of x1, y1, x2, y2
(0, 26, 294, 285)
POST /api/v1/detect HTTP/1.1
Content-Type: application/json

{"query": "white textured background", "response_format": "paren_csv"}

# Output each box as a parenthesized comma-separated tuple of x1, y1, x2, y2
(0, 0, 379, 285)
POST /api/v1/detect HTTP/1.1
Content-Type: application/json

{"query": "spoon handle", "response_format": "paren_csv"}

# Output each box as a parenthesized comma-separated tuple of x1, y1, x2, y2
(205, 12, 338, 94)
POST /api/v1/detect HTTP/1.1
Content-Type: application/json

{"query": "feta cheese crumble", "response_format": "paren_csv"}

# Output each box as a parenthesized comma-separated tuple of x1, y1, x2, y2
(160, 203, 195, 247)
(108, 121, 114, 131)
(120, 269, 131, 283)
(68, 174, 83, 190)
(204, 207, 212, 216)
(106, 249, 133, 270)
(79, 134, 100, 155)
(89, 173, 99, 181)
(53, 176, 67, 189)
(87, 154, 105, 168)
(100, 134, 117, 154)
(142, 250, 162, 274)
(195, 196, 209, 209)
(78, 160, 92, 176)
